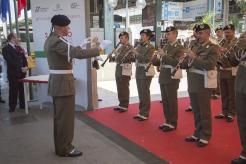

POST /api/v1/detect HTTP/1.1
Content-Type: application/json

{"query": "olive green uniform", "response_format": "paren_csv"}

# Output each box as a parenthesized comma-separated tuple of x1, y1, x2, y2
(44, 32, 99, 156)
(152, 41, 184, 127)
(135, 41, 155, 117)
(228, 42, 246, 158)
(181, 41, 218, 141)
(111, 43, 134, 109)
(218, 38, 237, 117)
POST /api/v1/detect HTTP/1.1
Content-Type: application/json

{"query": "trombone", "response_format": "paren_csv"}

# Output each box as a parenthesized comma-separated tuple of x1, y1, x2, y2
(101, 42, 121, 67)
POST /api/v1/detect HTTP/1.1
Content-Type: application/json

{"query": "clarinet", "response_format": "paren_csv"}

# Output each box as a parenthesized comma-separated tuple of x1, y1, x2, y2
(101, 42, 121, 67)
(144, 39, 167, 72)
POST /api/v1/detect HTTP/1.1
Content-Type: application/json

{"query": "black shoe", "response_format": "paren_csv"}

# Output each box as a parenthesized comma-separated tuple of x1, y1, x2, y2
(162, 125, 176, 132)
(113, 107, 120, 111)
(185, 107, 192, 112)
(197, 140, 208, 147)
(231, 157, 246, 164)
(211, 94, 219, 100)
(64, 149, 83, 157)
(0, 98, 5, 103)
(185, 136, 199, 142)
(98, 99, 102, 101)
(118, 108, 128, 113)
(9, 108, 15, 113)
(214, 113, 226, 119)
(226, 116, 234, 122)
(160, 100, 162, 103)
(159, 124, 166, 130)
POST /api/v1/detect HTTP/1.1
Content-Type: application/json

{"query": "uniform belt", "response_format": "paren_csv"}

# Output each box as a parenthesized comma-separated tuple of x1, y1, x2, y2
(49, 69, 73, 74)
(160, 64, 173, 69)
(137, 63, 147, 67)
(220, 66, 232, 71)
(189, 68, 205, 75)
(239, 61, 246, 68)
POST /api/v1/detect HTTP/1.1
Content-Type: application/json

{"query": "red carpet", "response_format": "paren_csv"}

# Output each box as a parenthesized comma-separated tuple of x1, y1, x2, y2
(85, 97, 241, 164)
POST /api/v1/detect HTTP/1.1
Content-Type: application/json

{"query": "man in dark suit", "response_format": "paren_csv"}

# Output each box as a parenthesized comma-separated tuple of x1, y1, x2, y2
(2, 33, 28, 112)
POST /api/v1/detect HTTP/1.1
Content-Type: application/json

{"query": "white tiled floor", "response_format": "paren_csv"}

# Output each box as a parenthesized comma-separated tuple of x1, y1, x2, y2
(97, 72, 189, 108)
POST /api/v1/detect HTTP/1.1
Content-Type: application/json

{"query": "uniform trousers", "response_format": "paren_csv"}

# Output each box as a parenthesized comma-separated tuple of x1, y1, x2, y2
(219, 78, 236, 116)
(189, 89, 212, 141)
(53, 95, 75, 156)
(116, 76, 130, 108)
(160, 83, 179, 127)
(235, 92, 246, 157)
(136, 77, 152, 117)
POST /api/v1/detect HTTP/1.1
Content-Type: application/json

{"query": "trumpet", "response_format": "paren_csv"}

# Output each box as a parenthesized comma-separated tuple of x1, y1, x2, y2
(101, 42, 121, 67)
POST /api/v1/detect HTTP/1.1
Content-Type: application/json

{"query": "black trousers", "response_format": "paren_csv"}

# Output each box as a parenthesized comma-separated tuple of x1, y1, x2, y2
(235, 92, 246, 157)
(8, 77, 25, 110)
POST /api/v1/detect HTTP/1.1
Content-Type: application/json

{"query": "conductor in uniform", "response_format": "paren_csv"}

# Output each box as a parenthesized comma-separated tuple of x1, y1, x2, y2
(110, 32, 135, 112)
(44, 14, 101, 157)
(181, 24, 218, 147)
(152, 26, 185, 132)
(133, 29, 155, 121)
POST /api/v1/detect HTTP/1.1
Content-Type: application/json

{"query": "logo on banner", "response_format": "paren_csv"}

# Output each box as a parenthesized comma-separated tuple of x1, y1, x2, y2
(53, 3, 63, 11)
(35, 6, 49, 13)
(71, 2, 80, 9)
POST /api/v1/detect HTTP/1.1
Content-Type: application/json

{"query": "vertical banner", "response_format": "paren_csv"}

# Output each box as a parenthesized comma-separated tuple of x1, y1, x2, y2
(31, 0, 90, 109)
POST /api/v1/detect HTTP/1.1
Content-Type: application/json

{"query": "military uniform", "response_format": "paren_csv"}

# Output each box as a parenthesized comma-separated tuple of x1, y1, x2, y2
(44, 15, 99, 156)
(228, 37, 246, 163)
(111, 41, 134, 112)
(134, 36, 155, 120)
(153, 27, 185, 131)
(216, 37, 237, 120)
(181, 24, 218, 146)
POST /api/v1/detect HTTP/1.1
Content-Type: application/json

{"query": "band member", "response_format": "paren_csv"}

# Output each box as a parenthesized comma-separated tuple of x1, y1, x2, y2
(214, 24, 237, 122)
(211, 27, 224, 99)
(228, 32, 246, 164)
(183, 24, 200, 112)
(44, 14, 101, 157)
(181, 24, 218, 147)
(110, 32, 135, 112)
(133, 29, 155, 121)
(152, 26, 184, 132)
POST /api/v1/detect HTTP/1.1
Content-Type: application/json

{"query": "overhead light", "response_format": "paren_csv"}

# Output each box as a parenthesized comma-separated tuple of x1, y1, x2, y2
(136, 0, 146, 9)
(108, 0, 118, 9)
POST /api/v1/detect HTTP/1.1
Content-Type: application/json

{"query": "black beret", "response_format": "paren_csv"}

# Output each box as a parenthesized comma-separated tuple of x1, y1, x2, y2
(140, 29, 153, 37)
(164, 26, 177, 33)
(223, 24, 235, 31)
(195, 23, 211, 32)
(119, 31, 129, 38)
(51, 14, 71, 27)
(215, 26, 223, 32)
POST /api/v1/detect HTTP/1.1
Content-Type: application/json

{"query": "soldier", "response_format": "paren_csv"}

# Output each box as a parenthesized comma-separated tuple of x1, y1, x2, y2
(181, 24, 218, 147)
(211, 27, 224, 99)
(44, 14, 101, 157)
(110, 32, 135, 112)
(152, 26, 184, 132)
(214, 24, 237, 122)
(183, 24, 200, 112)
(133, 29, 155, 121)
(228, 32, 246, 164)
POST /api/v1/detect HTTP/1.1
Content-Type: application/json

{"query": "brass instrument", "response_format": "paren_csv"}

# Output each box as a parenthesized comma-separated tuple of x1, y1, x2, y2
(144, 38, 168, 72)
(119, 44, 136, 64)
(101, 42, 121, 67)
